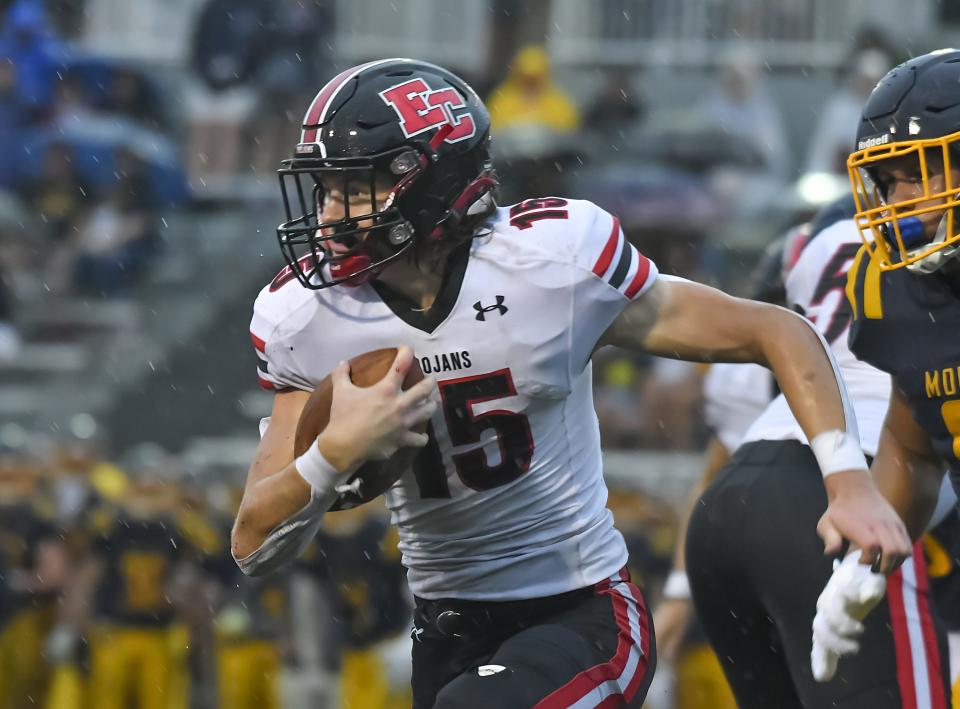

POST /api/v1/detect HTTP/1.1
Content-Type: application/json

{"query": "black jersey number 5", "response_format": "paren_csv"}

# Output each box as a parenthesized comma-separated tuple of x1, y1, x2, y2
(412, 369, 534, 497)
(809, 242, 862, 343)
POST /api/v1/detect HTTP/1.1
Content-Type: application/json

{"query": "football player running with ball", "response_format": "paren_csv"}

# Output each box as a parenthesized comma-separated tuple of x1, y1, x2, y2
(809, 49, 960, 694)
(230, 58, 909, 708)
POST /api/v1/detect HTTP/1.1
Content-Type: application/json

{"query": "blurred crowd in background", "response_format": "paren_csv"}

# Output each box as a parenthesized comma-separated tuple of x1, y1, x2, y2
(0, 0, 951, 707)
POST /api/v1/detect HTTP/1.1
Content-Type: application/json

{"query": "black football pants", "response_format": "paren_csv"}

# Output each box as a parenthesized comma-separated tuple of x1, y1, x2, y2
(686, 440, 952, 709)
(410, 567, 655, 709)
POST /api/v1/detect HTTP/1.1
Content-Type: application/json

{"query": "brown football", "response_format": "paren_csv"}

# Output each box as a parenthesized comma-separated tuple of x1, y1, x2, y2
(294, 347, 426, 511)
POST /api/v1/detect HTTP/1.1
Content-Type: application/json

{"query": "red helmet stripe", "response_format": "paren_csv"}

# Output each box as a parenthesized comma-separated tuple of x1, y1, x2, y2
(301, 59, 400, 144)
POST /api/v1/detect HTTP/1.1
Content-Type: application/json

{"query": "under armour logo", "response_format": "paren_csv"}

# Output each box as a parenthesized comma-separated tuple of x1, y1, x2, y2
(411, 625, 425, 642)
(473, 295, 507, 321)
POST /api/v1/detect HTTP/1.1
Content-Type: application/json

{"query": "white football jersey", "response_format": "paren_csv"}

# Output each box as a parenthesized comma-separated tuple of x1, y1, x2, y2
(743, 219, 891, 455)
(250, 199, 658, 600)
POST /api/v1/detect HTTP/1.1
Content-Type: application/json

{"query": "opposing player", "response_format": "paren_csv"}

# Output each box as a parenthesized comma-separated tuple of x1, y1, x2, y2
(230, 59, 910, 708)
(653, 232, 796, 709)
(685, 207, 953, 708)
(809, 48, 960, 688)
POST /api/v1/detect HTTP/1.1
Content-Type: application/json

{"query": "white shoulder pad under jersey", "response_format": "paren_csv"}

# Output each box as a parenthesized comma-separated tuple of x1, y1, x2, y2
(743, 219, 890, 455)
(250, 262, 322, 392)
(247, 198, 659, 601)
(702, 363, 775, 453)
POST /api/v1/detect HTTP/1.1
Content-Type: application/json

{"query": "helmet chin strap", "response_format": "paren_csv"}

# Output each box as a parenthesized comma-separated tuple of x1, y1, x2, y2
(428, 174, 498, 241)
(905, 201, 960, 274)
(329, 253, 374, 286)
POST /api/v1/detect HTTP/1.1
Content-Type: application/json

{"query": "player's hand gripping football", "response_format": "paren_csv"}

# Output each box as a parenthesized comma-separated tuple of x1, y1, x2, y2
(319, 346, 437, 471)
(817, 470, 911, 574)
(810, 549, 887, 682)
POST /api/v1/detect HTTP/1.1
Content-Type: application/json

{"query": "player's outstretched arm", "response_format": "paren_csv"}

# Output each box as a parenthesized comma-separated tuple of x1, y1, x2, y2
(871, 386, 944, 540)
(231, 347, 436, 573)
(601, 277, 911, 572)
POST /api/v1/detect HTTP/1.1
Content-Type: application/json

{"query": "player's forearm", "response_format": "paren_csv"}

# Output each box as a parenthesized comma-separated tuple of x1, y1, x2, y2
(232, 463, 313, 560)
(754, 307, 854, 444)
(232, 465, 333, 577)
(871, 429, 943, 540)
(233, 431, 361, 574)
(611, 280, 862, 477)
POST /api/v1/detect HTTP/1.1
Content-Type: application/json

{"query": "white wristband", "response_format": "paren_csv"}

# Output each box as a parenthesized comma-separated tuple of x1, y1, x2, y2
(810, 429, 868, 478)
(663, 570, 691, 600)
(294, 439, 351, 494)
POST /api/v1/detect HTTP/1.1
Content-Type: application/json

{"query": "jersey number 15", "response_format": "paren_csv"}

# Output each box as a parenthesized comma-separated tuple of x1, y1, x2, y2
(412, 369, 534, 498)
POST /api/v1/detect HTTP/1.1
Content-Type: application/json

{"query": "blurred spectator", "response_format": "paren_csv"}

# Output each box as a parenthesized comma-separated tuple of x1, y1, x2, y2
(191, 0, 267, 93)
(17, 141, 89, 242)
(593, 354, 647, 448)
(0, 461, 68, 709)
(697, 49, 789, 177)
(583, 68, 645, 138)
(804, 49, 891, 175)
(43, 0, 86, 39)
(0, 0, 67, 116)
(47, 70, 95, 130)
(72, 149, 159, 297)
(847, 24, 904, 68)
(0, 262, 19, 363)
(104, 67, 164, 131)
(249, 0, 333, 173)
(487, 45, 580, 136)
(0, 58, 29, 188)
(641, 358, 705, 450)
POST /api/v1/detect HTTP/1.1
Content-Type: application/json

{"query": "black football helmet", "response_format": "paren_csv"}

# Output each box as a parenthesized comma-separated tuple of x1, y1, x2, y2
(849, 49, 960, 273)
(747, 222, 810, 306)
(276, 58, 497, 289)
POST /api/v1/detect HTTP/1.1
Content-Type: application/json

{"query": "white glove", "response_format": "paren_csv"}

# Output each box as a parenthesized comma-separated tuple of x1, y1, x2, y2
(810, 550, 887, 682)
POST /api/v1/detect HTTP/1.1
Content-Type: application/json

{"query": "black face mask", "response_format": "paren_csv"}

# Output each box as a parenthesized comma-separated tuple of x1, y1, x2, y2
(276, 147, 422, 289)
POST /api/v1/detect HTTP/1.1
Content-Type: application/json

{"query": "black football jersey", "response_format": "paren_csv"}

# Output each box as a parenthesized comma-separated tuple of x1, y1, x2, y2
(92, 514, 183, 625)
(846, 246, 960, 490)
(300, 516, 408, 648)
(0, 503, 62, 616)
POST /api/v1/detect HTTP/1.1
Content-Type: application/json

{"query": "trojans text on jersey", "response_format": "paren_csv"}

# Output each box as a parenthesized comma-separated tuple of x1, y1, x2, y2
(419, 350, 472, 375)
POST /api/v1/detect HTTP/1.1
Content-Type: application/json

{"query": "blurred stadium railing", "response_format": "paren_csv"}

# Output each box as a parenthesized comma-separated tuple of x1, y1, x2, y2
(548, 0, 933, 67)
(334, 0, 491, 71)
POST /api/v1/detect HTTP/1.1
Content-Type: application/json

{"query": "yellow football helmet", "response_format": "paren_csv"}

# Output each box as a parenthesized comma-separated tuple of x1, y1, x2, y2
(848, 49, 960, 273)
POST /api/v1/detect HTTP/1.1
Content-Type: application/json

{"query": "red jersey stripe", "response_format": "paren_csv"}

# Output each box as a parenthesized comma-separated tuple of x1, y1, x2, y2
(591, 216, 622, 278)
(887, 565, 918, 709)
(623, 253, 653, 299)
(533, 568, 650, 707)
(912, 550, 948, 708)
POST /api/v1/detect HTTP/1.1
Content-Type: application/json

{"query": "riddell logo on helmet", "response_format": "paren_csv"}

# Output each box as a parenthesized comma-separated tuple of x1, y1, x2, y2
(857, 133, 891, 150)
(379, 78, 477, 143)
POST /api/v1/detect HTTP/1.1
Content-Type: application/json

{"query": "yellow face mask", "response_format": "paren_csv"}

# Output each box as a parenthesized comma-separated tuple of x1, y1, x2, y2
(848, 133, 960, 273)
